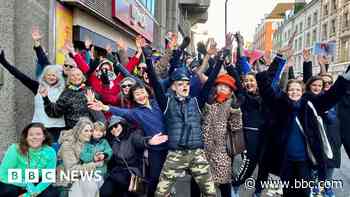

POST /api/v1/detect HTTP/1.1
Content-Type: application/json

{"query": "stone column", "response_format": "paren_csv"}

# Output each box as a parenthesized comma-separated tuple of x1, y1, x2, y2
(13, 0, 51, 138)
(166, 0, 179, 33)
(153, 0, 167, 50)
(0, 0, 17, 159)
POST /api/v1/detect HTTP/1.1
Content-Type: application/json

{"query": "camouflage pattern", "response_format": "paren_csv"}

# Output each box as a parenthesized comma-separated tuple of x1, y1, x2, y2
(155, 149, 217, 197)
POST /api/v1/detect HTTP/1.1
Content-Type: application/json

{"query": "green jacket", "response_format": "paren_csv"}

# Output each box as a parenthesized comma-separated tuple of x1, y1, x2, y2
(80, 138, 112, 177)
(0, 144, 57, 197)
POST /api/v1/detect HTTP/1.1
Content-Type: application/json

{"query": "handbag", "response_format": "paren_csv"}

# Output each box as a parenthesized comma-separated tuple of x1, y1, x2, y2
(307, 101, 333, 159)
(226, 128, 245, 157)
(226, 108, 245, 157)
(121, 156, 147, 194)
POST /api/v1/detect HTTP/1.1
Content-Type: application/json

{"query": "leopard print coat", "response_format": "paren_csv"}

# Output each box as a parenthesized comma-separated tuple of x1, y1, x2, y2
(202, 100, 243, 184)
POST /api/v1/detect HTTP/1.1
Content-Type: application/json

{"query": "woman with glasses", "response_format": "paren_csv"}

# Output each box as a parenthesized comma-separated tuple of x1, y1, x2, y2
(116, 77, 137, 108)
(100, 116, 167, 197)
(31, 27, 87, 80)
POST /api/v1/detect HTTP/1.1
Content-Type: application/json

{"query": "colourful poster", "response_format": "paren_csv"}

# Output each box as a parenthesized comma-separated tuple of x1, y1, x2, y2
(55, 2, 73, 65)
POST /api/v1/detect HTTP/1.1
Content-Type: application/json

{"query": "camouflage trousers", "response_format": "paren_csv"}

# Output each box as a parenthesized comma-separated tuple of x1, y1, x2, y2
(155, 148, 217, 197)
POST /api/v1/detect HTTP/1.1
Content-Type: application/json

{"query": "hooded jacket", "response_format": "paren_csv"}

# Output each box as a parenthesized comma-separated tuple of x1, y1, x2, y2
(32, 65, 66, 128)
(0, 57, 66, 128)
(74, 52, 140, 105)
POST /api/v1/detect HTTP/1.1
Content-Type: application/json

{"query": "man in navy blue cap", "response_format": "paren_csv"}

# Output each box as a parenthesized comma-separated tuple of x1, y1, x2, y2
(142, 42, 230, 197)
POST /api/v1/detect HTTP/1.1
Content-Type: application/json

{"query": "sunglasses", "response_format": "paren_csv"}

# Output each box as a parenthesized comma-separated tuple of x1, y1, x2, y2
(121, 84, 133, 88)
(64, 64, 75, 69)
(324, 81, 333, 85)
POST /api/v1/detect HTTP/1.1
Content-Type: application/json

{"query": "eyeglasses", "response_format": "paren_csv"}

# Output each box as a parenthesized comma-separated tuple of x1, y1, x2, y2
(121, 84, 133, 88)
(324, 81, 333, 85)
(64, 64, 75, 69)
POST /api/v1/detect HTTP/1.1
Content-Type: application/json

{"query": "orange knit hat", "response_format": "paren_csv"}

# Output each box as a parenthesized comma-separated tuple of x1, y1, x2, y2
(215, 74, 237, 91)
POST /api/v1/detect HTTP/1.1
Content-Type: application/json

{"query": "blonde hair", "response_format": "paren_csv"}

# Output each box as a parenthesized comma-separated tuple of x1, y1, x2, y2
(94, 121, 106, 134)
(67, 68, 86, 84)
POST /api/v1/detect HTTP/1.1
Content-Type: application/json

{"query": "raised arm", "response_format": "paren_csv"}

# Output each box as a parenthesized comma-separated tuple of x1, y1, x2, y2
(197, 51, 225, 108)
(309, 67, 350, 113)
(0, 50, 39, 94)
(302, 49, 313, 83)
(143, 46, 168, 111)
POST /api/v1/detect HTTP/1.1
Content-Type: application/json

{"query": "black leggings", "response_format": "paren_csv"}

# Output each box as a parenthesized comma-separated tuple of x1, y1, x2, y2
(0, 181, 59, 197)
(219, 183, 231, 197)
(232, 129, 263, 186)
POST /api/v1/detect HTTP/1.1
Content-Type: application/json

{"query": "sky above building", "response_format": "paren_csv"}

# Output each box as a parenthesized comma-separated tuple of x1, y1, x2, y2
(195, 0, 311, 47)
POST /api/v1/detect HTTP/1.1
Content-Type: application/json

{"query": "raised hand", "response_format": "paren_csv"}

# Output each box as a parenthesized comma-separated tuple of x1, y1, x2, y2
(64, 42, 75, 55)
(39, 86, 48, 97)
(84, 37, 93, 50)
(31, 26, 43, 42)
(88, 100, 108, 111)
(148, 133, 168, 145)
(106, 43, 113, 54)
(303, 49, 311, 61)
(317, 55, 329, 65)
(278, 31, 296, 56)
(225, 32, 235, 49)
(0, 50, 7, 65)
(166, 32, 178, 49)
(197, 41, 207, 55)
(142, 45, 153, 59)
(135, 35, 146, 49)
(116, 38, 127, 51)
(85, 88, 96, 103)
(206, 38, 217, 56)
(179, 36, 191, 50)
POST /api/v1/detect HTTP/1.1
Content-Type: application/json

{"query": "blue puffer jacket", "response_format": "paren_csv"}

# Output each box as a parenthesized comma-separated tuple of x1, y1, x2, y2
(164, 96, 203, 150)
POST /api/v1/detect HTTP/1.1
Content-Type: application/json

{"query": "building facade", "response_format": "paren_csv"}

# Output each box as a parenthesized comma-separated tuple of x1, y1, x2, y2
(272, 0, 350, 76)
(0, 0, 210, 158)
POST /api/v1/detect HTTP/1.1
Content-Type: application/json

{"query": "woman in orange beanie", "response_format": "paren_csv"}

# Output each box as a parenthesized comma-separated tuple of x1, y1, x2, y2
(202, 73, 241, 197)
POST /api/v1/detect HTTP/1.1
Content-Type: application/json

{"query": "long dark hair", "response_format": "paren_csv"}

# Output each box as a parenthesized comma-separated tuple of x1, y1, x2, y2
(305, 76, 324, 93)
(127, 82, 153, 105)
(19, 122, 52, 155)
(106, 119, 131, 145)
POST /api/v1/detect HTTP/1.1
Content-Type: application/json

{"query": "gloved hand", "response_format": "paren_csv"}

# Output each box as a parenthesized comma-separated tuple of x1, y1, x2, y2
(179, 36, 191, 50)
(142, 45, 153, 60)
(0, 50, 9, 66)
(342, 64, 350, 80)
(197, 42, 207, 56)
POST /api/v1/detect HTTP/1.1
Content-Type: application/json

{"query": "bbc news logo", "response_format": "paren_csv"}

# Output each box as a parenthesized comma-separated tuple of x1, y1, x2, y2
(8, 169, 102, 183)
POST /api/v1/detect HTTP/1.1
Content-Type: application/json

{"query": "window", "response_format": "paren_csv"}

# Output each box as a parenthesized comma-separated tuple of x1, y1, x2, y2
(344, 12, 350, 30)
(331, 19, 336, 35)
(312, 29, 317, 43)
(138, 0, 155, 15)
(323, 4, 329, 16)
(298, 37, 302, 51)
(340, 39, 350, 62)
(307, 16, 312, 28)
(294, 39, 298, 50)
(313, 12, 318, 25)
(331, 0, 337, 11)
(322, 23, 328, 40)
(300, 22, 303, 33)
(306, 33, 311, 47)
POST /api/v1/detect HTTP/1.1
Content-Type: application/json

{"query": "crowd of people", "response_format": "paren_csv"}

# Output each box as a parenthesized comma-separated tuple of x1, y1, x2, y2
(0, 27, 349, 197)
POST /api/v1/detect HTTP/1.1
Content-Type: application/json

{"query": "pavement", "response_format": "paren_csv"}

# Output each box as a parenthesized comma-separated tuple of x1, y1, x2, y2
(173, 148, 350, 197)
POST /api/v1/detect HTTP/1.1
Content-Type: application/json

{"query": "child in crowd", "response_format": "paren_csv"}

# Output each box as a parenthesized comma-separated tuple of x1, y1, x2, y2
(80, 121, 113, 188)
